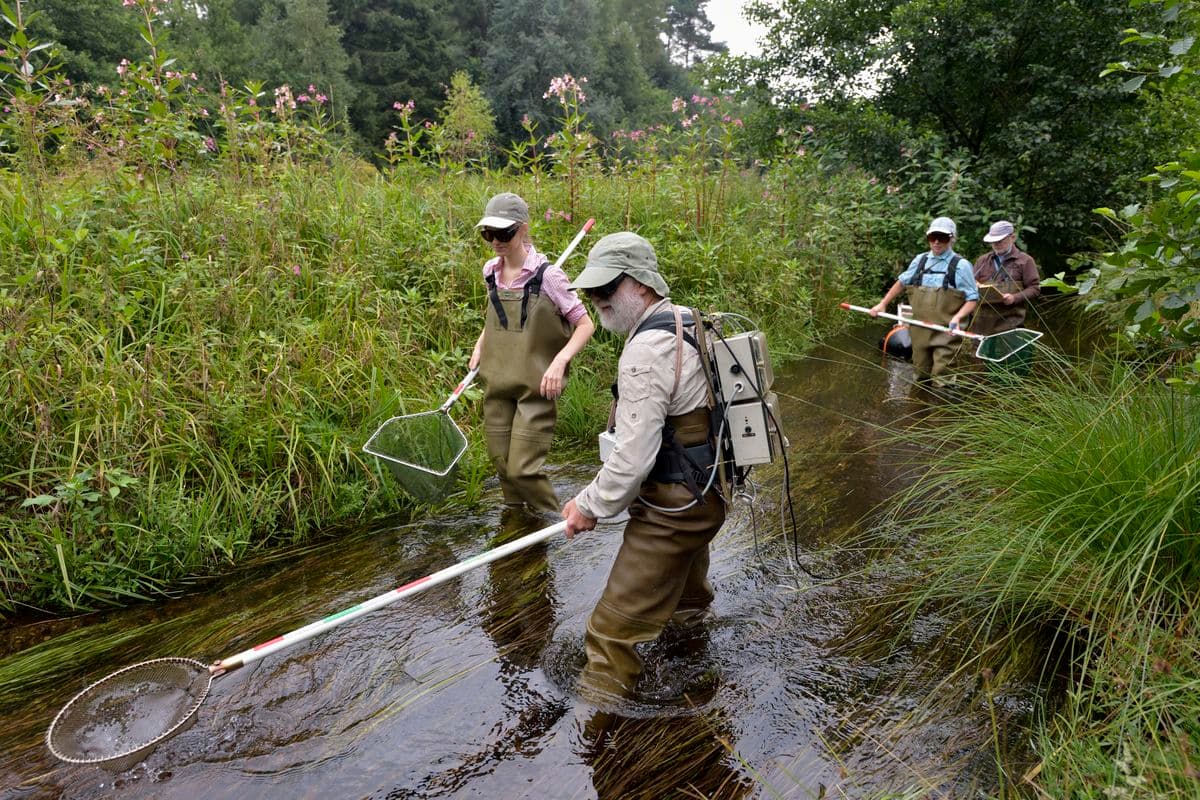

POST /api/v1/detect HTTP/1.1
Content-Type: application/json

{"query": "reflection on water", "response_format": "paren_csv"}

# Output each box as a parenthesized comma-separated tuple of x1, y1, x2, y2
(0, 324, 1046, 799)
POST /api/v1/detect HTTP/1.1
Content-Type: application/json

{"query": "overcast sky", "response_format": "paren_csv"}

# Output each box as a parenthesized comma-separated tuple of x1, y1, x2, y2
(707, 2, 766, 57)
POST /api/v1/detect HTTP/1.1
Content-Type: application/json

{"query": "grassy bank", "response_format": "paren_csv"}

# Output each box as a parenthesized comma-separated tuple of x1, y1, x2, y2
(0, 147, 905, 614)
(879, 359, 1200, 796)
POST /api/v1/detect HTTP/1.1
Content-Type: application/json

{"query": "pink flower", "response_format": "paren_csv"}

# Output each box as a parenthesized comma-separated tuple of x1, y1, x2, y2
(545, 209, 554, 220)
(672, 97, 686, 113)
(292, 265, 301, 276)
(316, 94, 328, 104)
(116, 58, 130, 78)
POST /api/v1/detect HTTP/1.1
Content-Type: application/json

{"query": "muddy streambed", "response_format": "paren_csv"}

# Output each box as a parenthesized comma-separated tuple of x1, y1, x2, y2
(0, 325, 1046, 799)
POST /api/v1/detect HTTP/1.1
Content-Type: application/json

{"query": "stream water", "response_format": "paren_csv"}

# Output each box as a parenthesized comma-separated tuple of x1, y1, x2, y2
(0, 323, 1049, 799)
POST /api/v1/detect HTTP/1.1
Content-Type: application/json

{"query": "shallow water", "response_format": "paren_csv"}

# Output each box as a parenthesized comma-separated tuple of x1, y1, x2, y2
(0, 324, 1047, 799)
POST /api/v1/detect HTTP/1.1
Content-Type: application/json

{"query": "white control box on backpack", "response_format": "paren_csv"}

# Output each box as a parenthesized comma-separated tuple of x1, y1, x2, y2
(709, 329, 779, 469)
(712, 331, 773, 404)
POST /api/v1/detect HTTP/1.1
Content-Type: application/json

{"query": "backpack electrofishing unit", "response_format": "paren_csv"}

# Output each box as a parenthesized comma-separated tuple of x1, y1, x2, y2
(599, 307, 783, 511)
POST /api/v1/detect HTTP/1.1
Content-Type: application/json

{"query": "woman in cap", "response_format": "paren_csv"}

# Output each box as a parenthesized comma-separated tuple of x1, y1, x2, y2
(469, 192, 595, 513)
(869, 216, 979, 387)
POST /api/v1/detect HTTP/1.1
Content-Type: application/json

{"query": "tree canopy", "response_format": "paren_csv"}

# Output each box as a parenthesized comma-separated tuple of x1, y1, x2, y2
(737, 0, 1179, 257)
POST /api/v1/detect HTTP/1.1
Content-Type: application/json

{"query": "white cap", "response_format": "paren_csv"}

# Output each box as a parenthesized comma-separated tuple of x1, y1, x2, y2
(925, 216, 957, 238)
(983, 220, 1015, 242)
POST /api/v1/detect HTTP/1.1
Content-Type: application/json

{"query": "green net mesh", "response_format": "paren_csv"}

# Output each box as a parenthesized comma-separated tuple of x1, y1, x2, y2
(363, 411, 467, 502)
(974, 328, 1041, 364)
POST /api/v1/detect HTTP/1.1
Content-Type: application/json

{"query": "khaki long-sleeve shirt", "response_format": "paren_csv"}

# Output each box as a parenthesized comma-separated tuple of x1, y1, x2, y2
(574, 298, 710, 519)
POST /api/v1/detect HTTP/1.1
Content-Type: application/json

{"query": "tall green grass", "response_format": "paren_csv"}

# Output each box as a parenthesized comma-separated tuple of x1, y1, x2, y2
(0, 151, 899, 614)
(881, 358, 1200, 796)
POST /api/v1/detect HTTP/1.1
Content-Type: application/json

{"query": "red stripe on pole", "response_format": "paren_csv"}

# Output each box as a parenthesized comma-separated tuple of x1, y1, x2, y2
(395, 576, 431, 593)
(253, 636, 285, 651)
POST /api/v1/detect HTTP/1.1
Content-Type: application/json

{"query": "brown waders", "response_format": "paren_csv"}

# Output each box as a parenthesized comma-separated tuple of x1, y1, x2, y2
(973, 275, 1033, 378)
(905, 284, 968, 385)
(972, 275, 1026, 337)
(580, 408, 726, 696)
(480, 263, 571, 513)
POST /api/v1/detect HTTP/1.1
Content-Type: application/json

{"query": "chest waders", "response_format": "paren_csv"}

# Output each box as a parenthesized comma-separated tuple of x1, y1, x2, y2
(580, 307, 726, 698)
(905, 254, 967, 381)
(480, 262, 571, 512)
(973, 254, 1026, 337)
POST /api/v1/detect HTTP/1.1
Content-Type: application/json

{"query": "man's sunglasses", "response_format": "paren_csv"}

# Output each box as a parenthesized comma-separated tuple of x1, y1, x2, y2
(481, 224, 520, 243)
(583, 274, 625, 300)
(926, 232, 951, 243)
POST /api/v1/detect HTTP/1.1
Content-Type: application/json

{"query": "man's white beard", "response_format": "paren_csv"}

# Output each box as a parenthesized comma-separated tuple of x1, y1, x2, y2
(597, 280, 649, 334)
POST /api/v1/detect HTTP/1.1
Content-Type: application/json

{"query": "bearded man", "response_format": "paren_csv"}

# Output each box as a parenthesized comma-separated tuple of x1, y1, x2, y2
(562, 232, 725, 696)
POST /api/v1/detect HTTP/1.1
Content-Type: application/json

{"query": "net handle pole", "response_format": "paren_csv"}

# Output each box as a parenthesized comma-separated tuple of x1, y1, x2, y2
(839, 302, 984, 341)
(212, 521, 568, 674)
(437, 367, 479, 413)
(553, 217, 596, 272)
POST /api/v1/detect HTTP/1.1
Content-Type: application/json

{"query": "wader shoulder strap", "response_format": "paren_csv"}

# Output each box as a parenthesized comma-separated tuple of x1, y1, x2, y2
(484, 261, 551, 330)
(912, 253, 957, 290)
(520, 261, 551, 328)
(485, 271, 508, 328)
(992, 252, 1014, 283)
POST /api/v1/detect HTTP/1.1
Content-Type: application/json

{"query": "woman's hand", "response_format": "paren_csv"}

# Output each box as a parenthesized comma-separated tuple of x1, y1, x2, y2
(540, 356, 568, 399)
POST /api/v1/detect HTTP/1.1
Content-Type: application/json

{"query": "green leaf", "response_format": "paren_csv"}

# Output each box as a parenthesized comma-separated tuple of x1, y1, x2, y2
(1169, 36, 1194, 56)
(1121, 75, 1147, 92)
(21, 495, 56, 508)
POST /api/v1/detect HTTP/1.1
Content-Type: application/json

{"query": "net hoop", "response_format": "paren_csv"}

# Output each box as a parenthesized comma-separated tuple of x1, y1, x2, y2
(46, 657, 212, 769)
(971, 327, 1044, 363)
(363, 409, 467, 478)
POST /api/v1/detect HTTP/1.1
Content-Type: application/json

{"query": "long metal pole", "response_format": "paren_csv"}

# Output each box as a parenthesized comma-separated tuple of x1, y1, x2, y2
(839, 302, 983, 340)
(212, 520, 568, 674)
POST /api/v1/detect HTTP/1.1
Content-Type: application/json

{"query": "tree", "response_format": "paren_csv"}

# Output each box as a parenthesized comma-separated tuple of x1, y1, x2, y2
(740, 0, 1173, 257)
(438, 70, 496, 161)
(664, 0, 726, 69)
(482, 0, 603, 141)
(329, 0, 466, 150)
(247, 0, 355, 110)
(27, 0, 148, 84)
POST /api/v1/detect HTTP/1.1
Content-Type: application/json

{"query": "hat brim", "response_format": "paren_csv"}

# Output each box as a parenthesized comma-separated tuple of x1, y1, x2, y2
(569, 265, 625, 291)
(982, 233, 1010, 242)
(475, 215, 522, 229)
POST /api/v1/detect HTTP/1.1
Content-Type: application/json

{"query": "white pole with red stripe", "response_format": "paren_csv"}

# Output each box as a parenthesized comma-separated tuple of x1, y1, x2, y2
(211, 520, 568, 674)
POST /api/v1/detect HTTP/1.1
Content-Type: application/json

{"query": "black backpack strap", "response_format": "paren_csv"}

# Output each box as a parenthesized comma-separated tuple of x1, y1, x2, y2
(632, 309, 699, 350)
(485, 271, 508, 329)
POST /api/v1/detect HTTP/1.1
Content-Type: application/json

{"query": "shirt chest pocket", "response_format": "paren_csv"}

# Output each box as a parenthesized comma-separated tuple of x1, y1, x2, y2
(618, 364, 657, 404)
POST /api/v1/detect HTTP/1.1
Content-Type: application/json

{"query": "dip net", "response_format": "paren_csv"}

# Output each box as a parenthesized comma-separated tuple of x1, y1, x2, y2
(363, 409, 468, 502)
(46, 657, 212, 770)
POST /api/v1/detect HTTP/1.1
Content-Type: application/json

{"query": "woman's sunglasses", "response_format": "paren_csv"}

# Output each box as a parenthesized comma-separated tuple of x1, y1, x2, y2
(926, 232, 951, 243)
(481, 224, 520, 243)
(584, 274, 625, 300)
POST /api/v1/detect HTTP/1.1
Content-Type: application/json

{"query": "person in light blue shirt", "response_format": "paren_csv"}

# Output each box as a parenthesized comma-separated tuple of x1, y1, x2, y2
(870, 217, 978, 385)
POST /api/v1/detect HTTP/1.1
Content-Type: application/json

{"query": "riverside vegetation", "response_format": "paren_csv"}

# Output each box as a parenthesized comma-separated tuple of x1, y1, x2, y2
(0, 0, 913, 615)
(5, 0, 1200, 797)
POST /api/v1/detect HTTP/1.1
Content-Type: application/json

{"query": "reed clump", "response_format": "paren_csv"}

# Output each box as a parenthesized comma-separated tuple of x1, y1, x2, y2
(883, 359, 1200, 797)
